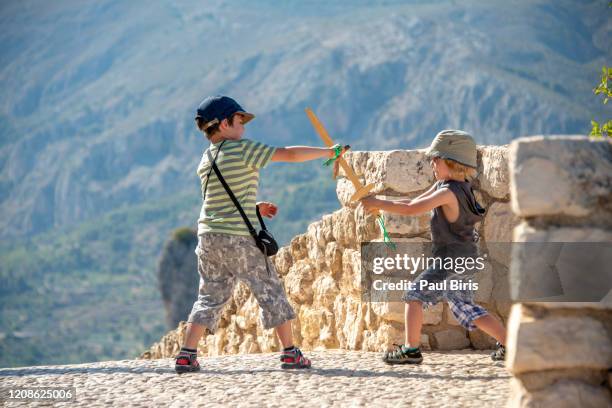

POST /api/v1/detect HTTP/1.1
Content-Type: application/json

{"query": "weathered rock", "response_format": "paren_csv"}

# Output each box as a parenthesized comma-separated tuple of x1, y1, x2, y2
(510, 224, 612, 302)
(515, 368, 608, 391)
(483, 201, 519, 267)
(299, 306, 337, 348)
(478, 145, 510, 199)
(513, 223, 612, 243)
(341, 249, 362, 296)
(423, 303, 443, 325)
(256, 327, 279, 353)
(289, 234, 308, 262)
(284, 260, 315, 304)
(334, 295, 364, 349)
(468, 327, 499, 350)
(509, 136, 612, 219)
(473, 260, 494, 304)
(433, 328, 470, 350)
(506, 304, 612, 374)
(444, 304, 460, 326)
(371, 301, 404, 323)
(157, 229, 199, 330)
(379, 199, 430, 236)
(307, 220, 327, 267)
(312, 274, 340, 306)
(235, 295, 258, 331)
(338, 150, 435, 196)
(325, 242, 343, 279)
(509, 378, 612, 408)
(336, 177, 360, 208)
(332, 208, 356, 247)
(384, 150, 436, 193)
(238, 334, 260, 354)
(272, 246, 293, 277)
(354, 204, 381, 243)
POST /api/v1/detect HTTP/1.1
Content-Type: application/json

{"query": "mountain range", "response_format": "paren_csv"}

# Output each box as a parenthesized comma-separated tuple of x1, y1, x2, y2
(0, 0, 609, 367)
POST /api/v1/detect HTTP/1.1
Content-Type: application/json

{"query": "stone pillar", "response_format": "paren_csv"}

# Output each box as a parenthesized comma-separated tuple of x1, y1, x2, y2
(506, 136, 612, 407)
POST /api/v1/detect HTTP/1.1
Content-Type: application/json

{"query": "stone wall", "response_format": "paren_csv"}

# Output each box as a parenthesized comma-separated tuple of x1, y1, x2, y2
(505, 136, 612, 407)
(142, 144, 518, 359)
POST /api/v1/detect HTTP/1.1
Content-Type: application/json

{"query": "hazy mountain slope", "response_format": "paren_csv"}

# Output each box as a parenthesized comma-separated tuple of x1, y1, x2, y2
(0, 0, 610, 367)
(0, 0, 609, 238)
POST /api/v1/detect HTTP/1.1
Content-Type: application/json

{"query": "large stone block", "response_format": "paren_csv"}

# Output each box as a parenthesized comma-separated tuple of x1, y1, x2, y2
(468, 329, 498, 350)
(371, 301, 404, 323)
(509, 378, 612, 408)
(478, 145, 510, 199)
(337, 150, 435, 196)
(483, 201, 519, 267)
(423, 303, 443, 325)
(473, 260, 495, 304)
(378, 197, 430, 236)
(510, 224, 612, 302)
(515, 367, 608, 391)
(506, 304, 612, 374)
(509, 136, 612, 218)
(513, 223, 612, 243)
(336, 177, 360, 208)
(384, 150, 436, 193)
(433, 328, 470, 350)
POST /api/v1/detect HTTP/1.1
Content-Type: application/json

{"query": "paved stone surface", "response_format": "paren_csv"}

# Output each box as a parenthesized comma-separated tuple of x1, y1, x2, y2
(0, 350, 509, 407)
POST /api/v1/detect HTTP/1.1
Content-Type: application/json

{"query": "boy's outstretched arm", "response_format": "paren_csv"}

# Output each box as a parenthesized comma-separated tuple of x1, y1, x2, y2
(361, 188, 457, 217)
(271, 146, 349, 163)
(393, 183, 439, 204)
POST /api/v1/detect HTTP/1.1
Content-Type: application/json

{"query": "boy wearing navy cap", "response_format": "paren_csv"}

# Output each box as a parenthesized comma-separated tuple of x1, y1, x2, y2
(175, 96, 347, 372)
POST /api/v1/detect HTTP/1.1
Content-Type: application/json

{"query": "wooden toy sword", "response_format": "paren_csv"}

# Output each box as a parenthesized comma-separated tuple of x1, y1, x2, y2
(305, 107, 394, 247)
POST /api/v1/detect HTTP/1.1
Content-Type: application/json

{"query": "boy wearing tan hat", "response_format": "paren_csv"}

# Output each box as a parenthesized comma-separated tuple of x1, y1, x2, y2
(361, 130, 507, 364)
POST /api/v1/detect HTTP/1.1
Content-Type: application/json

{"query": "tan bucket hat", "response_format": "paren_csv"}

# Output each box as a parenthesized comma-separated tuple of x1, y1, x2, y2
(425, 129, 477, 169)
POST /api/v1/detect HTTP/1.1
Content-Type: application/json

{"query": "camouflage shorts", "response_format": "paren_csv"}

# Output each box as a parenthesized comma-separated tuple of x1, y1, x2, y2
(187, 232, 296, 332)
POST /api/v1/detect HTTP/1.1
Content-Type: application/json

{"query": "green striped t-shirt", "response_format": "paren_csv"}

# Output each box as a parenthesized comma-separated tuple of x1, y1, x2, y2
(196, 138, 276, 236)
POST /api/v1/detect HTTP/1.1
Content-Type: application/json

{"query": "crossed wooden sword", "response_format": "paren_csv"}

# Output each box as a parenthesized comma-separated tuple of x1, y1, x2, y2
(305, 107, 379, 218)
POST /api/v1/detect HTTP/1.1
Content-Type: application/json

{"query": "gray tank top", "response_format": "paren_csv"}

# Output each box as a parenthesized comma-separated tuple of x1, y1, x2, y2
(430, 180, 486, 257)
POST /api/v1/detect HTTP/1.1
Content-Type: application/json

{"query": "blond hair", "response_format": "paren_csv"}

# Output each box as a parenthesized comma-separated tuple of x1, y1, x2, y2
(443, 158, 477, 181)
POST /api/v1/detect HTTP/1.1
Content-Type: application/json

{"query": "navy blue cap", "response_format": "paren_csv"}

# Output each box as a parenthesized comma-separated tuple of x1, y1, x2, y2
(195, 96, 255, 130)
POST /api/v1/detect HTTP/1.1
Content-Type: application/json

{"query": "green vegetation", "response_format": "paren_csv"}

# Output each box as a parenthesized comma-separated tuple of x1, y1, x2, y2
(0, 163, 338, 368)
(172, 227, 197, 245)
(0, 192, 200, 367)
(590, 66, 612, 138)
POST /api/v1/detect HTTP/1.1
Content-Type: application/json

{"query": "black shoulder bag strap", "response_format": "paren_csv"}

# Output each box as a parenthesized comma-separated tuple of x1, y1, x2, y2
(206, 150, 259, 241)
(206, 147, 279, 263)
(202, 140, 226, 199)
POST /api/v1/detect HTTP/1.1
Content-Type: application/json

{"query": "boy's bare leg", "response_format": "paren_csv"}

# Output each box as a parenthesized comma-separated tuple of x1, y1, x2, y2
(183, 322, 207, 350)
(405, 301, 424, 347)
(275, 320, 294, 348)
(473, 314, 506, 345)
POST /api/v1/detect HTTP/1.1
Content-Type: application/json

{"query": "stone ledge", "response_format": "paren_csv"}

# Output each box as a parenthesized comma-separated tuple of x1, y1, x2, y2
(509, 135, 612, 220)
